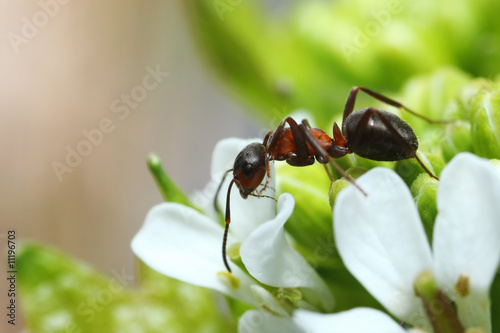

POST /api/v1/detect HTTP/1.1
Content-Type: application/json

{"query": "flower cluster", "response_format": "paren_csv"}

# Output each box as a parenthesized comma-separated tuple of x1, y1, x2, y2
(132, 136, 500, 332)
(132, 139, 333, 314)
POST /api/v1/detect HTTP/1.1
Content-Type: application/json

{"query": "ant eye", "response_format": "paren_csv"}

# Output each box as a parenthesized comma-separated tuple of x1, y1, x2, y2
(243, 164, 253, 179)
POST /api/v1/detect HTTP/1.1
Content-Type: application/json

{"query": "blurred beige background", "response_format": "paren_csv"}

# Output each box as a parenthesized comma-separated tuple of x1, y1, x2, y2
(0, 1, 259, 330)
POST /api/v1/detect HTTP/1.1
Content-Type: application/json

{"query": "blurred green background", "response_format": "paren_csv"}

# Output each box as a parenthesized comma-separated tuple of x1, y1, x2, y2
(3, 0, 500, 332)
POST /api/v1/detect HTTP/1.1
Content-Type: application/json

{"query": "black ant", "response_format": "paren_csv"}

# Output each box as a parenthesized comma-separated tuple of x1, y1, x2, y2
(216, 86, 444, 272)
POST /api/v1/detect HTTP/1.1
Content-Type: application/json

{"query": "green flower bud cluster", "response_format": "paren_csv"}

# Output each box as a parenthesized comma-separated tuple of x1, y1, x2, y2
(17, 243, 234, 332)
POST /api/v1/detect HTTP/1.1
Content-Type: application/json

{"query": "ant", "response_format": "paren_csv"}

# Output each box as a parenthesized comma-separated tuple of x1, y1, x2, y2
(216, 86, 444, 272)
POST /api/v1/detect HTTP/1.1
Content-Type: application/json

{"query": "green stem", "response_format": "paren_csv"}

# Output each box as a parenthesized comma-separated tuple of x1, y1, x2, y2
(414, 271, 464, 333)
(147, 153, 195, 209)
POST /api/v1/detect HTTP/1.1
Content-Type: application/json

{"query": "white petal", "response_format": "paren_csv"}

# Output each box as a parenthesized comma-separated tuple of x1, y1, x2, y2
(131, 203, 255, 304)
(192, 137, 256, 217)
(334, 168, 432, 323)
(293, 308, 408, 333)
(433, 153, 500, 331)
(211, 138, 276, 241)
(240, 193, 333, 311)
(211, 138, 256, 181)
(238, 310, 303, 333)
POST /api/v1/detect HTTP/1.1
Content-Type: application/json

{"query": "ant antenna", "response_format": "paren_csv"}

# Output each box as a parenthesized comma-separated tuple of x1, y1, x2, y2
(214, 169, 233, 214)
(222, 179, 235, 272)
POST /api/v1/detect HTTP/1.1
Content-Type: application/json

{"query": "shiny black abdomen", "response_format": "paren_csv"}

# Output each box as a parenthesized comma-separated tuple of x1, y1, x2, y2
(344, 108, 418, 161)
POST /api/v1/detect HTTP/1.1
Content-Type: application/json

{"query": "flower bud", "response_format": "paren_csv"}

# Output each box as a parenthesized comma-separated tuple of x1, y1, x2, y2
(410, 173, 438, 242)
(469, 90, 500, 158)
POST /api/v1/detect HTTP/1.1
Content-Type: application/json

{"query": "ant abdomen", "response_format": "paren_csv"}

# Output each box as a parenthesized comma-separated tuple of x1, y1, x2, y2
(344, 107, 419, 161)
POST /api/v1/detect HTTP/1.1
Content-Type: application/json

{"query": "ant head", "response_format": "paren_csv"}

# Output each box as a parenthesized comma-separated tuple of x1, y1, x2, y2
(232, 142, 267, 199)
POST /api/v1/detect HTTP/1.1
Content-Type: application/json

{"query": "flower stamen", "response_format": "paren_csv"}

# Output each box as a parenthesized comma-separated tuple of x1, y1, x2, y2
(217, 271, 240, 289)
(454, 274, 470, 297)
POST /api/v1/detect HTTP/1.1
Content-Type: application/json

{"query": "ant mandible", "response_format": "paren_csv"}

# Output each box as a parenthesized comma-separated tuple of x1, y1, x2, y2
(217, 86, 443, 272)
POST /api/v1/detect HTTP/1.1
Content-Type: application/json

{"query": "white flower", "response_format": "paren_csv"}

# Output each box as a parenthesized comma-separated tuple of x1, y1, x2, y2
(131, 138, 331, 311)
(238, 307, 427, 333)
(240, 192, 333, 311)
(290, 308, 413, 333)
(131, 138, 273, 305)
(334, 153, 500, 332)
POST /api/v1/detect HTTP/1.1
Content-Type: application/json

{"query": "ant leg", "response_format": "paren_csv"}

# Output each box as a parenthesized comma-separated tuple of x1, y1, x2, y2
(301, 119, 312, 129)
(255, 172, 276, 198)
(342, 87, 362, 129)
(302, 119, 334, 181)
(249, 191, 277, 202)
(323, 164, 334, 182)
(293, 125, 367, 195)
(350, 108, 439, 180)
(269, 116, 366, 194)
(268, 117, 365, 193)
(414, 154, 439, 181)
(265, 118, 286, 153)
(266, 117, 293, 156)
(270, 117, 311, 159)
(344, 87, 449, 127)
(257, 183, 275, 196)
